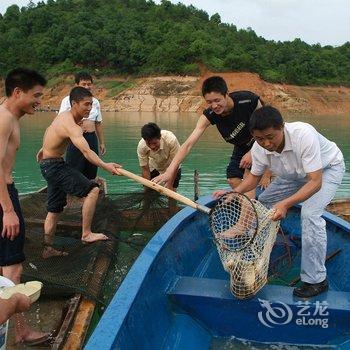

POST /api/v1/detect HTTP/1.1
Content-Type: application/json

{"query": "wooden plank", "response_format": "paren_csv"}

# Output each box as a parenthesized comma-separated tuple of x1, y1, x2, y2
(327, 199, 350, 222)
(51, 294, 82, 350)
(62, 299, 95, 350)
(194, 169, 199, 201)
(119, 207, 180, 230)
(25, 218, 81, 229)
(64, 241, 113, 349)
(24, 207, 179, 231)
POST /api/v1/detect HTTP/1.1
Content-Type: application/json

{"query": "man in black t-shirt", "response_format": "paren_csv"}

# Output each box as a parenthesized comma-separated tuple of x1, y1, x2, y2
(152, 76, 270, 193)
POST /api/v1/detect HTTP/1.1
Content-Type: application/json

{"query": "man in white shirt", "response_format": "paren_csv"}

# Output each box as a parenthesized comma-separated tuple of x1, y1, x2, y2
(58, 72, 106, 179)
(137, 123, 181, 191)
(214, 106, 345, 298)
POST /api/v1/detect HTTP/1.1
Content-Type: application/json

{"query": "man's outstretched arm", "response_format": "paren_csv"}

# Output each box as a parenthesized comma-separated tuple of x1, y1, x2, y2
(68, 124, 121, 175)
(153, 115, 210, 187)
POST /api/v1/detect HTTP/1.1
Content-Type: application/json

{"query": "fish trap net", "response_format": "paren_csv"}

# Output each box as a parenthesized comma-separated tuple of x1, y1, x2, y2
(210, 193, 280, 299)
(19, 188, 178, 302)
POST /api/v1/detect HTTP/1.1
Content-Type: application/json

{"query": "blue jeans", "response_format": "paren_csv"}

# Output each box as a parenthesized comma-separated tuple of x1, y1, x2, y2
(258, 161, 345, 284)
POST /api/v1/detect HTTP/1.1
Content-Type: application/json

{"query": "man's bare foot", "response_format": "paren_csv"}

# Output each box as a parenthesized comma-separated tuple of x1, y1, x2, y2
(81, 232, 109, 243)
(16, 330, 52, 345)
(42, 246, 68, 259)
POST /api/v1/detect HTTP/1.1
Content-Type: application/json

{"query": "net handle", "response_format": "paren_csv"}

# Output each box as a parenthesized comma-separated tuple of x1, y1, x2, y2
(117, 168, 212, 215)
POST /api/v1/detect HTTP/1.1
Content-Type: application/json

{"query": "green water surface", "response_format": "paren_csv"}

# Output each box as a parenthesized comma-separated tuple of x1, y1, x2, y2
(14, 111, 350, 199)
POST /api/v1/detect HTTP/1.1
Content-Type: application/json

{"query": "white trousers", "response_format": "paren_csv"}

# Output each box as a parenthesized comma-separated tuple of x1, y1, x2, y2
(258, 161, 345, 284)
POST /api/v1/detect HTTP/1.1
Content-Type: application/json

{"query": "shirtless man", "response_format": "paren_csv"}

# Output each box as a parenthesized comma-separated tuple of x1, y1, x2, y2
(58, 71, 106, 179)
(0, 68, 49, 345)
(37, 86, 121, 258)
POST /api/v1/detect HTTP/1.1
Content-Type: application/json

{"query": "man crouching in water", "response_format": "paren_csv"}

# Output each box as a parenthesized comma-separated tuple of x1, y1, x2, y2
(37, 87, 121, 258)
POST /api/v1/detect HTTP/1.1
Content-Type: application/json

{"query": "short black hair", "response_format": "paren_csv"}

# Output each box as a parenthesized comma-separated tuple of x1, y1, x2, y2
(202, 76, 228, 97)
(5, 68, 47, 97)
(69, 86, 93, 105)
(249, 106, 284, 133)
(74, 71, 93, 84)
(141, 122, 161, 140)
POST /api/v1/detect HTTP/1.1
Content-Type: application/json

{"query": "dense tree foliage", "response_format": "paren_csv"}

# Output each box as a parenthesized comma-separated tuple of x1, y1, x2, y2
(0, 0, 349, 86)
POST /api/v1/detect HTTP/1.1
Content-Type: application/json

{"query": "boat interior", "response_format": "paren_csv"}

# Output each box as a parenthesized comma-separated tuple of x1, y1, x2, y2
(87, 196, 350, 349)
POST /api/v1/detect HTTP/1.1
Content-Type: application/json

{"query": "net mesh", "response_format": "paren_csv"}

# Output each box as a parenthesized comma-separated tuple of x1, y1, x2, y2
(20, 188, 178, 303)
(210, 193, 280, 299)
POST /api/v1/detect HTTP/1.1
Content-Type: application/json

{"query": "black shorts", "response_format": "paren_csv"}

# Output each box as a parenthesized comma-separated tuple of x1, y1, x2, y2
(40, 158, 99, 213)
(150, 168, 182, 188)
(0, 184, 25, 266)
(226, 145, 252, 179)
(66, 131, 99, 180)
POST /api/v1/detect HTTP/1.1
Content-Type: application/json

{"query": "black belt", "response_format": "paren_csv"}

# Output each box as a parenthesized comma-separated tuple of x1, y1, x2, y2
(40, 157, 64, 164)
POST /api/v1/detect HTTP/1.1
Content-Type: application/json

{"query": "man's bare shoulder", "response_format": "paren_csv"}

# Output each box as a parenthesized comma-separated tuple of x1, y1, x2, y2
(0, 105, 16, 130)
(55, 111, 77, 127)
(56, 111, 83, 138)
(56, 110, 74, 119)
(0, 105, 14, 118)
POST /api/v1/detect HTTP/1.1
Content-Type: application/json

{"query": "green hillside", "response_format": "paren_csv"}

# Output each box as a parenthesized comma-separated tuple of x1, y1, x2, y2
(0, 0, 349, 86)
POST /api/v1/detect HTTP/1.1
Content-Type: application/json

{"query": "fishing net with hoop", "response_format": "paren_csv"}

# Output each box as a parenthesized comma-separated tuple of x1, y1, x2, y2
(209, 192, 280, 299)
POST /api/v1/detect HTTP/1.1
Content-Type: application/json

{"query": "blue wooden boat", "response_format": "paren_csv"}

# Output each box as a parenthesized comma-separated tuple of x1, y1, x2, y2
(86, 195, 350, 349)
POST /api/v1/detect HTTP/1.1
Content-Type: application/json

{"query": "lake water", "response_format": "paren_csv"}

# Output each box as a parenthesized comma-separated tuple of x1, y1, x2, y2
(15, 111, 350, 199)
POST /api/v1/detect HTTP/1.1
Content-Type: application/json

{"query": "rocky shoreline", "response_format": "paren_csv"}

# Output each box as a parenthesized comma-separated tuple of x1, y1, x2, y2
(2, 72, 350, 115)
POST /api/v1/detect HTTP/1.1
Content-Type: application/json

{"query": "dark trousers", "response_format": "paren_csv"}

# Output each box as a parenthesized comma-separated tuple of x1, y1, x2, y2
(66, 131, 99, 179)
(226, 144, 252, 179)
(0, 184, 25, 266)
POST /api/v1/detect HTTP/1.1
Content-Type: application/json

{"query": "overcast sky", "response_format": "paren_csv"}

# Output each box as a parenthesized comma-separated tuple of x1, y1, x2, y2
(1, 0, 349, 46)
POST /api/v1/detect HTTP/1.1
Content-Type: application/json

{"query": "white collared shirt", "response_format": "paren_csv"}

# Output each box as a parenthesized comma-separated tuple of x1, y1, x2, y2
(251, 122, 343, 180)
(58, 95, 102, 122)
(137, 130, 180, 173)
